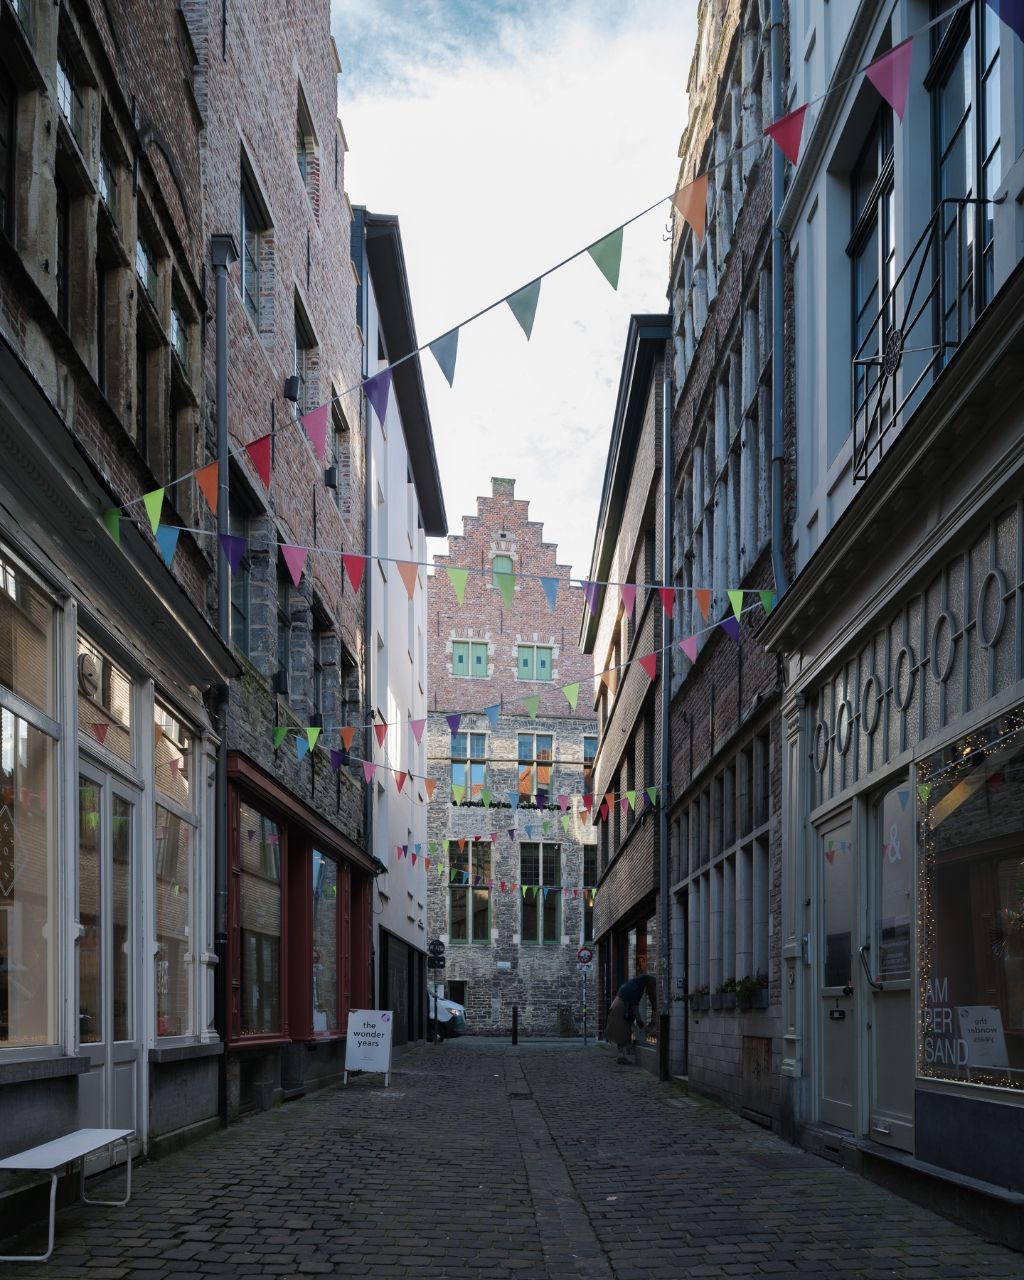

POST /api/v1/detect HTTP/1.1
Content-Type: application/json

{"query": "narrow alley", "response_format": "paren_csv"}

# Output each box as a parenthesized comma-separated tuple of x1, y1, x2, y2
(5, 1041, 1023, 1280)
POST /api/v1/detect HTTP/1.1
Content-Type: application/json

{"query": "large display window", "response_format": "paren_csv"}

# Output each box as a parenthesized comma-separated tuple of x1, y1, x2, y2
(919, 706, 1024, 1089)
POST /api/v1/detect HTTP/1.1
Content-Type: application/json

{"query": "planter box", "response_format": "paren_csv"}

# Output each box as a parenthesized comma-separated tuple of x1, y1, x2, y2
(738, 989, 770, 1011)
(710, 994, 723, 1010)
(695, 995, 711, 1011)
(722, 993, 737, 1010)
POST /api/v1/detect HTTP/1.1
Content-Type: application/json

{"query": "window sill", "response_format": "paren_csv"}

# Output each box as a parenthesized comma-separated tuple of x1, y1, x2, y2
(0, 1054, 89, 1086)
(149, 1039, 224, 1065)
(229, 1035, 291, 1051)
(294, 1033, 345, 1046)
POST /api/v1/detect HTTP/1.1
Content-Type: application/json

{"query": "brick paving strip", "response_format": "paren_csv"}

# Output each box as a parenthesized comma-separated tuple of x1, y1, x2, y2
(1, 1041, 1023, 1279)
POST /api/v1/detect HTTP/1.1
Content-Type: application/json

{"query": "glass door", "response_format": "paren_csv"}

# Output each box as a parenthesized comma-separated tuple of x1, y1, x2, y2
(819, 815, 858, 1129)
(77, 767, 140, 1140)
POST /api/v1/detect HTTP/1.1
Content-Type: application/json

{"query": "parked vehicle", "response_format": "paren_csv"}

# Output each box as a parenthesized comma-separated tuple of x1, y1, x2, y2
(429, 992, 468, 1039)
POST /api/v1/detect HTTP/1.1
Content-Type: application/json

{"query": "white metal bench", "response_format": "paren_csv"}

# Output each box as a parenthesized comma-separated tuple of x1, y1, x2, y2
(0, 1128, 133, 1263)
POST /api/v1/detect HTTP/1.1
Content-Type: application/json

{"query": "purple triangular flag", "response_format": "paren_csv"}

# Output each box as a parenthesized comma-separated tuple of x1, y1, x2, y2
(508, 828, 516, 841)
(447, 713, 462, 736)
(580, 580, 600, 613)
(219, 533, 246, 574)
(720, 617, 741, 642)
(987, 0, 1024, 43)
(364, 369, 392, 425)
(541, 576, 558, 610)
(330, 750, 344, 772)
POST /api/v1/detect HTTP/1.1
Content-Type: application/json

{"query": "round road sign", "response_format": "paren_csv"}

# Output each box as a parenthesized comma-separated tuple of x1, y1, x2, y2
(428, 939, 446, 957)
(577, 946, 594, 964)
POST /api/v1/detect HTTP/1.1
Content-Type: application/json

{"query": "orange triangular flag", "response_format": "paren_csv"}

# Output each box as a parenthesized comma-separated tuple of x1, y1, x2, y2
(196, 462, 219, 515)
(695, 588, 712, 621)
(397, 561, 419, 599)
(671, 172, 708, 242)
(340, 726, 356, 751)
(601, 669, 615, 689)
(425, 778, 437, 801)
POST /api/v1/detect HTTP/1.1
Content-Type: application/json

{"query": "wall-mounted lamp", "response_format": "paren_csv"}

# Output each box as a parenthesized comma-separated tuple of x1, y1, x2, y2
(283, 375, 300, 403)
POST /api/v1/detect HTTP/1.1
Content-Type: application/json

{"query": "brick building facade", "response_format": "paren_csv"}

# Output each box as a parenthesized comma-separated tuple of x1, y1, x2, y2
(426, 479, 598, 1037)
(664, 0, 786, 1123)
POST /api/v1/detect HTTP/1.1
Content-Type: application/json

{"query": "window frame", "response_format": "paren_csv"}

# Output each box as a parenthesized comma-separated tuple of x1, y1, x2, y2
(517, 643, 553, 683)
(451, 638, 488, 679)
(518, 732, 553, 797)
(239, 160, 269, 329)
(520, 842, 562, 945)
(448, 841, 491, 945)
(451, 731, 487, 799)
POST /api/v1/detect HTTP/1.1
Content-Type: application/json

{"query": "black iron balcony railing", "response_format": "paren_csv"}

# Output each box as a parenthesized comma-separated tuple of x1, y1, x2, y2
(852, 196, 1002, 482)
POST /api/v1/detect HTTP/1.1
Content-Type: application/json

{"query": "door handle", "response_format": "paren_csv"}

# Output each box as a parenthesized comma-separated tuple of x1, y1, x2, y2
(858, 943, 884, 991)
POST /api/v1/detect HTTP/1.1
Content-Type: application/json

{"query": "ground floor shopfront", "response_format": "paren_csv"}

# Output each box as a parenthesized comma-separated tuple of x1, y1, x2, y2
(594, 887, 660, 1071)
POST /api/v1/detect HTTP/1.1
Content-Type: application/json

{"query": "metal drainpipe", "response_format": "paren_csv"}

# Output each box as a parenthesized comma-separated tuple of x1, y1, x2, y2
(659, 368, 673, 1082)
(770, 0, 788, 598)
(210, 233, 237, 1125)
(357, 217, 376, 1007)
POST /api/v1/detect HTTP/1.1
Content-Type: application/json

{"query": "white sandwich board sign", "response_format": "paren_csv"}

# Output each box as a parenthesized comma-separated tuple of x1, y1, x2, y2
(343, 1009, 393, 1086)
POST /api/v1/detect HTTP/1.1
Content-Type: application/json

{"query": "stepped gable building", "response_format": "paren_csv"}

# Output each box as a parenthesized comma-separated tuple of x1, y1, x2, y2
(426, 478, 598, 1037)
(0, 0, 234, 1224)
(665, 0, 785, 1121)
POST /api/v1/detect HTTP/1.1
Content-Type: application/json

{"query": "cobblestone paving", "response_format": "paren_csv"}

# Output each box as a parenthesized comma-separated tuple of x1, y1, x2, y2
(4, 1040, 1024, 1279)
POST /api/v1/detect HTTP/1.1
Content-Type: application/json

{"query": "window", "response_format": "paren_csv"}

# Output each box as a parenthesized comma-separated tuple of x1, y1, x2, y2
(296, 86, 316, 195)
(492, 554, 513, 583)
(56, 43, 83, 148)
(97, 146, 114, 218)
(451, 732, 486, 799)
(293, 303, 317, 414)
(849, 109, 895, 419)
(77, 633, 134, 765)
(228, 501, 251, 655)
(518, 733, 553, 797)
(238, 798, 282, 1036)
(311, 850, 339, 1033)
(520, 843, 561, 944)
(583, 847, 597, 942)
(136, 236, 156, 304)
(449, 841, 490, 944)
(55, 177, 70, 331)
(313, 616, 332, 722)
(277, 566, 292, 689)
(170, 303, 187, 373)
(518, 644, 552, 682)
(240, 164, 269, 329)
(329, 398, 348, 510)
(583, 736, 598, 794)
(451, 639, 488, 679)
(0, 62, 15, 238)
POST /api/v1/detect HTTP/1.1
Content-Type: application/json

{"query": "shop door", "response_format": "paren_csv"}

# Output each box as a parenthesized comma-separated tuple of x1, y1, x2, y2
(865, 783, 914, 1151)
(819, 816, 857, 1129)
(77, 768, 141, 1149)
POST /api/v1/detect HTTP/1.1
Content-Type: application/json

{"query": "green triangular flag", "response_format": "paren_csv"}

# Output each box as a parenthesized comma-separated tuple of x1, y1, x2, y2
(626, 789, 636, 810)
(646, 786, 658, 807)
(542, 820, 551, 835)
(587, 226, 623, 290)
(494, 571, 515, 608)
(917, 782, 932, 804)
(102, 508, 121, 545)
(452, 784, 465, 804)
(521, 884, 529, 898)
(727, 590, 744, 622)
(143, 488, 165, 535)
(523, 695, 540, 718)
(447, 566, 469, 604)
(561, 682, 580, 711)
(481, 789, 492, 808)
(561, 814, 571, 833)
(759, 590, 777, 615)
(273, 726, 288, 750)
(306, 727, 321, 752)
(506, 279, 541, 339)
(429, 842, 437, 854)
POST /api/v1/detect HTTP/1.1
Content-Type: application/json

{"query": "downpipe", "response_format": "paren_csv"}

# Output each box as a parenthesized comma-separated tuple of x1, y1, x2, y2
(770, 0, 788, 598)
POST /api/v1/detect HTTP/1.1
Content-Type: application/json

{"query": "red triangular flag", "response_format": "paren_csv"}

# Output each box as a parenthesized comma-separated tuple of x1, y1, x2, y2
(582, 794, 593, 813)
(865, 38, 913, 122)
(92, 723, 109, 745)
(639, 652, 657, 680)
(373, 722, 388, 748)
(245, 434, 272, 489)
(300, 403, 330, 461)
(343, 554, 365, 593)
(695, 588, 712, 621)
(394, 771, 407, 793)
(397, 561, 419, 599)
(599, 801, 609, 821)
(281, 544, 307, 589)
(671, 172, 709, 242)
(658, 586, 675, 618)
(340, 726, 356, 751)
(764, 104, 808, 165)
(196, 461, 219, 515)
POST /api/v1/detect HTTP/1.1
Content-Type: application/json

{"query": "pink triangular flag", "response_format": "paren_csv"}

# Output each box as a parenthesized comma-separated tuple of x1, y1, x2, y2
(362, 761, 376, 783)
(764, 104, 808, 165)
(343, 554, 365, 593)
(679, 636, 698, 663)
(300, 403, 330, 461)
(638, 652, 657, 680)
(281, 544, 307, 588)
(658, 586, 675, 618)
(410, 718, 426, 745)
(558, 795, 569, 813)
(373, 722, 388, 748)
(245, 434, 272, 489)
(865, 38, 913, 122)
(620, 584, 636, 618)
(395, 771, 407, 793)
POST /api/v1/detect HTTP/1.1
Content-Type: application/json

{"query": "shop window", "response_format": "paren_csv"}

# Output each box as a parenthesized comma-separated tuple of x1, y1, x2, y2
(876, 783, 913, 982)
(1, 549, 55, 715)
(583, 846, 597, 942)
(518, 732, 552, 798)
(155, 804, 193, 1037)
(451, 638, 488, 678)
(449, 841, 490, 944)
(311, 850, 339, 1033)
(451, 732, 486, 799)
(518, 644, 552, 682)
(238, 798, 282, 1037)
(77, 634, 134, 765)
(521, 842, 560, 944)
(919, 707, 1024, 1089)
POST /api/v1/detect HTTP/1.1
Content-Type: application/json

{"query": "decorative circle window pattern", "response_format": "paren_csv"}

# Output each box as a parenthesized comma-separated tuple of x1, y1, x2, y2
(835, 699, 854, 756)
(930, 611, 957, 684)
(894, 645, 915, 712)
(977, 568, 1007, 649)
(861, 674, 883, 735)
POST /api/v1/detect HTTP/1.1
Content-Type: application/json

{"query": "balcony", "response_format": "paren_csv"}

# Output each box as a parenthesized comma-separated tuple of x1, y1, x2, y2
(852, 196, 1003, 483)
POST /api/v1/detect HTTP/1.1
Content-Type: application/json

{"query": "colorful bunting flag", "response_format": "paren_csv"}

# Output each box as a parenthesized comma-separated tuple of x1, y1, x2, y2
(727, 590, 744, 622)
(679, 635, 698, 663)
(296, 736, 309, 762)
(195, 461, 219, 515)
(343, 554, 366, 593)
(245, 435, 272, 489)
(987, 0, 1024, 42)
(374, 722, 388, 748)
(452, 784, 465, 804)
(587, 226, 623, 290)
(425, 778, 437, 801)
(397, 561, 419, 599)
(561, 814, 571, 833)
(91, 723, 110, 746)
(638, 652, 657, 680)
(155, 525, 179, 567)
(340, 726, 356, 751)
(429, 329, 460, 386)
(580, 580, 601, 613)
(494, 571, 516, 608)
(523, 695, 540, 718)
(219, 533, 246, 574)
(865, 38, 914, 121)
(647, 786, 658, 807)
(362, 761, 376, 783)
(540, 576, 559, 610)
(917, 782, 933, 804)
(507, 279, 541, 339)
(364, 369, 392, 424)
(765, 104, 808, 165)
(102, 508, 121, 544)
(300, 403, 330, 461)
(410, 718, 426, 745)
(695, 588, 712, 621)
(306, 727, 321, 752)
(329, 750, 343, 771)
(447, 713, 462, 736)
(281, 544, 307, 589)
(561, 682, 580, 711)
(273, 726, 289, 750)
(143, 488, 164, 535)
(620, 583, 636, 617)
(720, 617, 740, 642)
(658, 586, 675, 617)
(759, 590, 776, 616)
(671, 172, 709, 242)
(626, 789, 636, 810)
(394, 771, 407, 793)
(485, 704, 500, 729)
(446, 566, 469, 603)
(557, 794, 569, 813)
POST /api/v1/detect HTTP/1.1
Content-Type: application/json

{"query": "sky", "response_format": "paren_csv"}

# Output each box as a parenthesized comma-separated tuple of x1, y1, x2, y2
(330, 0, 698, 578)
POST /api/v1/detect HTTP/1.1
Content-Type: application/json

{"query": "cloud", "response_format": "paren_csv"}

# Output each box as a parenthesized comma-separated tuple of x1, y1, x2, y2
(333, 0, 697, 578)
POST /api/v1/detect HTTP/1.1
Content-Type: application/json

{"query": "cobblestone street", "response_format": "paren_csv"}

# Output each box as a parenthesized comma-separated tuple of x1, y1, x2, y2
(5, 1040, 1024, 1280)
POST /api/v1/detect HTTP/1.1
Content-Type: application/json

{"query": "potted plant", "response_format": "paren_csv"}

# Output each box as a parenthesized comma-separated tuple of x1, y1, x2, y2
(720, 978, 738, 1010)
(736, 973, 770, 1010)
(694, 984, 711, 1012)
(710, 987, 723, 1010)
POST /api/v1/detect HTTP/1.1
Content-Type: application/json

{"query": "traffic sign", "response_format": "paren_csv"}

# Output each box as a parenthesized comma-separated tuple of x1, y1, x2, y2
(427, 955, 446, 970)
(578, 963, 592, 974)
(428, 939, 446, 957)
(576, 946, 594, 964)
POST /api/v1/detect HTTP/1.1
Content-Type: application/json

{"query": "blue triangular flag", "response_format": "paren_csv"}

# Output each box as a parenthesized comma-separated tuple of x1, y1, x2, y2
(525, 824, 533, 839)
(429, 329, 459, 387)
(485, 703, 500, 729)
(506, 790, 519, 809)
(898, 790, 909, 810)
(540, 576, 558, 610)
(155, 524, 180, 567)
(542, 885, 550, 899)
(296, 737, 309, 761)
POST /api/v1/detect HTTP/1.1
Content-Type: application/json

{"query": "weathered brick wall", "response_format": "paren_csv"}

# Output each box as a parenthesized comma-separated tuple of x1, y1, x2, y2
(425, 479, 599, 1035)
